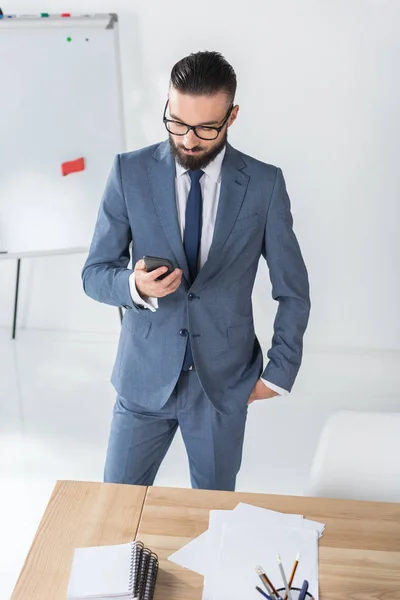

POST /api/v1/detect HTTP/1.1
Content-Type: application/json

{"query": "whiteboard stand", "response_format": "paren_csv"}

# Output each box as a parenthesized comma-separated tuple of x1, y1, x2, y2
(0, 248, 124, 339)
(12, 257, 21, 339)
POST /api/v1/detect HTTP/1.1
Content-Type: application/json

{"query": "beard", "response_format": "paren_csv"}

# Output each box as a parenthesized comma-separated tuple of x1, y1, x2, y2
(169, 129, 228, 171)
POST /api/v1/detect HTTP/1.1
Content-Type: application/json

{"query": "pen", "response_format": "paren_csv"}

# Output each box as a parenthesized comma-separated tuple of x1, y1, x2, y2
(256, 585, 273, 599)
(298, 580, 309, 600)
(283, 553, 300, 600)
(277, 555, 293, 600)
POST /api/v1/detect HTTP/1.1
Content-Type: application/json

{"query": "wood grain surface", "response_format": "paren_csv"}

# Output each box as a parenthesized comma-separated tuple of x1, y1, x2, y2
(137, 486, 400, 600)
(10, 482, 400, 600)
(11, 480, 147, 600)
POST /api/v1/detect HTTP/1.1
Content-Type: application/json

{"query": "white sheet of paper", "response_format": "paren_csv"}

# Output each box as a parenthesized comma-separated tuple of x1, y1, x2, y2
(202, 510, 234, 600)
(303, 518, 325, 537)
(212, 524, 319, 600)
(168, 529, 209, 576)
(203, 506, 301, 600)
(234, 503, 325, 537)
(67, 542, 132, 598)
(233, 502, 303, 527)
(203, 506, 323, 600)
(169, 503, 325, 600)
(168, 510, 233, 576)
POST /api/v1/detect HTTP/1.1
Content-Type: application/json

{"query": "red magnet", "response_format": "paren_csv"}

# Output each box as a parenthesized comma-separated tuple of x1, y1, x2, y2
(61, 157, 85, 176)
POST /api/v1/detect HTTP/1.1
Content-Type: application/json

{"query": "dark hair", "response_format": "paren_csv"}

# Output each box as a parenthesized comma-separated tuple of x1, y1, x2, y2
(170, 51, 237, 103)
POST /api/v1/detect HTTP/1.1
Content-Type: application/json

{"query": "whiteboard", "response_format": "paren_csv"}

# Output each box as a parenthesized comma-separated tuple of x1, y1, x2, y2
(0, 14, 125, 254)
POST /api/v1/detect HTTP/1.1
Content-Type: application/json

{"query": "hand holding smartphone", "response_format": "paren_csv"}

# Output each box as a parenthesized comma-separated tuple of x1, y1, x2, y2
(143, 255, 174, 280)
(134, 255, 182, 298)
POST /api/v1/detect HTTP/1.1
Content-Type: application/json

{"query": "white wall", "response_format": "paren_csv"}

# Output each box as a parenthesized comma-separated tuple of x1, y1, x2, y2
(1, 0, 399, 352)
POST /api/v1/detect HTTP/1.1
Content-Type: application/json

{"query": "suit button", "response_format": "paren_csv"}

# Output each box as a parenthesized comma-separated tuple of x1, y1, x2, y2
(188, 293, 196, 301)
(179, 329, 188, 337)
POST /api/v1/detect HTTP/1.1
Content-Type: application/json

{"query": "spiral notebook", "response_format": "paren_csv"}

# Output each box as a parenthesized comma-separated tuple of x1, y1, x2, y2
(67, 540, 158, 600)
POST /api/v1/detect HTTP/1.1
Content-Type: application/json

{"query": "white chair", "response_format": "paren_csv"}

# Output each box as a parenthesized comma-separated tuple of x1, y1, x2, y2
(306, 410, 400, 502)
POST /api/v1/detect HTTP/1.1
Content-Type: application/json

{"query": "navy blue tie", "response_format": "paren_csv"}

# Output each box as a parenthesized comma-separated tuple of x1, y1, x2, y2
(182, 170, 203, 371)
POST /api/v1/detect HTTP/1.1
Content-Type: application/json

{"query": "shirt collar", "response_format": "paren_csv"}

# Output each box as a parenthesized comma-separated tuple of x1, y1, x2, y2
(175, 145, 226, 182)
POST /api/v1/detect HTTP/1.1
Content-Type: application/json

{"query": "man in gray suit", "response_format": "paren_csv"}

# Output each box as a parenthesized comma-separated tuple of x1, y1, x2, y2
(82, 51, 310, 491)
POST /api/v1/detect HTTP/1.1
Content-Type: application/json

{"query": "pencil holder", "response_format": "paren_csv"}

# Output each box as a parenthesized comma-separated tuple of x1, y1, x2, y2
(276, 588, 315, 600)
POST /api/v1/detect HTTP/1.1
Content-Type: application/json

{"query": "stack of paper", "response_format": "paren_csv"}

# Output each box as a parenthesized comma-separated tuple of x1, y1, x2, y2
(67, 542, 134, 599)
(169, 503, 325, 600)
(67, 540, 159, 600)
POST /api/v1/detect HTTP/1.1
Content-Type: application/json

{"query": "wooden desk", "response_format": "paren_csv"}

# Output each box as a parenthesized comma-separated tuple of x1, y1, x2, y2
(137, 486, 400, 600)
(11, 481, 147, 600)
(11, 482, 400, 600)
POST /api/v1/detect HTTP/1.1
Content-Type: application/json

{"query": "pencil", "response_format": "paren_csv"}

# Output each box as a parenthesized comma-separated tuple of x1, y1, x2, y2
(255, 566, 280, 598)
(255, 566, 273, 595)
(277, 555, 293, 600)
(283, 553, 300, 600)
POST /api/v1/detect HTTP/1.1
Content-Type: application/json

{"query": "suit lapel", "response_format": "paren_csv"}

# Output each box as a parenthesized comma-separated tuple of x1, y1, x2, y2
(147, 141, 191, 284)
(192, 144, 250, 291)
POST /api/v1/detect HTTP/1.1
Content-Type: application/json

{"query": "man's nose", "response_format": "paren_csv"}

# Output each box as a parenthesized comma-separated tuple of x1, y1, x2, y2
(183, 128, 198, 149)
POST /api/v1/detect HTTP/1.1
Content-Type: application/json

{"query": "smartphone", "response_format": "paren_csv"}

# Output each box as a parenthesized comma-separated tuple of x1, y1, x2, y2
(143, 255, 175, 281)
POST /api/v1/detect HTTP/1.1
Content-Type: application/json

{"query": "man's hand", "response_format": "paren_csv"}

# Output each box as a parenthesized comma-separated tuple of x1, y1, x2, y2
(248, 379, 278, 404)
(135, 259, 183, 298)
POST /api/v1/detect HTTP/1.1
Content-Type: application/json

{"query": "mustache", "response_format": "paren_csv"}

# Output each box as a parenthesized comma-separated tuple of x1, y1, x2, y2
(179, 145, 205, 153)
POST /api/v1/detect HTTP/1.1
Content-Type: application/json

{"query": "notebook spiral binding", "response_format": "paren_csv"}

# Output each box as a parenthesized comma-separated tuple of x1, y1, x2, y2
(138, 547, 151, 598)
(129, 541, 144, 597)
(142, 552, 159, 600)
(129, 540, 159, 600)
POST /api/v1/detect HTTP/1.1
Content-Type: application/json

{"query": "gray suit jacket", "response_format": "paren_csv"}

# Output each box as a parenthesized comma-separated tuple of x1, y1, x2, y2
(82, 141, 310, 414)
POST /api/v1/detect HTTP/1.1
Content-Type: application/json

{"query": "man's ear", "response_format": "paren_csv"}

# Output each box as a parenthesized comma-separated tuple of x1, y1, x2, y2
(228, 105, 239, 127)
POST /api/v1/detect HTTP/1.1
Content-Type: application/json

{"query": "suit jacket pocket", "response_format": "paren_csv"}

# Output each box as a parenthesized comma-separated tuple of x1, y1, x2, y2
(236, 208, 259, 221)
(230, 213, 259, 234)
(123, 312, 152, 339)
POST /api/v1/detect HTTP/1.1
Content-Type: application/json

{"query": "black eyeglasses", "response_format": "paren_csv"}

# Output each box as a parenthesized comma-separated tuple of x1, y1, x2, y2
(163, 100, 233, 141)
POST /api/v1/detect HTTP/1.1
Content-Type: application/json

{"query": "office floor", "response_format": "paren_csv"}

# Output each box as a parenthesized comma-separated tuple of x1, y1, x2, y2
(1, 328, 399, 598)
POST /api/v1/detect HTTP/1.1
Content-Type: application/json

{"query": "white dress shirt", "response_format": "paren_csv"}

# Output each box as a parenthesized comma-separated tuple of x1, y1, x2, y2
(129, 147, 288, 396)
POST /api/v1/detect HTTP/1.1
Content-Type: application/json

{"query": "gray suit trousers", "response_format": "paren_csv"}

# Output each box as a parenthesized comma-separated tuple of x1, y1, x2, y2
(104, 370, 248, 491)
